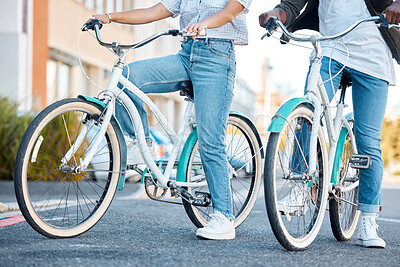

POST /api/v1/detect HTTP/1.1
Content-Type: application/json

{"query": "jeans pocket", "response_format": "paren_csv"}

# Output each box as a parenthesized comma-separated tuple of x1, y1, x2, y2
(207, 42, 233, 58)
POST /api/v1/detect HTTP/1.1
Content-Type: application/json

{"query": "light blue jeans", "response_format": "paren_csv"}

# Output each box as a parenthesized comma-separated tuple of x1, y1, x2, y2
(319, 57, 388, 213)
(116, 38, 236, 219)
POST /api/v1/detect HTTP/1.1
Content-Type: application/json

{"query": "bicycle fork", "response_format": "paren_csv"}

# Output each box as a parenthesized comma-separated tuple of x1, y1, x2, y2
(60, 66, 122, 173)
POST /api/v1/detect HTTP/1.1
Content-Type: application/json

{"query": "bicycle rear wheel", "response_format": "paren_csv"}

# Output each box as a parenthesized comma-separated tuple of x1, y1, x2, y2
(329, 122, 360, 241)
(264, 105, 328, 251)
(183, 114, 263, 228)
(14, 98, 121, 238)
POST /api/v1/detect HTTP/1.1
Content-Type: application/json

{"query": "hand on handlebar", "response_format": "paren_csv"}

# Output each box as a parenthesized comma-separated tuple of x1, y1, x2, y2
(82, 14, 109, 31)
(184, 22, 208, 37)
(383, 1, 400, 25)
(86, 14, 109, 25)
(259, 8, 286, 28)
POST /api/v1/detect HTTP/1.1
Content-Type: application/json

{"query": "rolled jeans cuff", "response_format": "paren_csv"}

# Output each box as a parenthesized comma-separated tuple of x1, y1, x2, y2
(358, 203, 381, 213)
(215, 209, 234, 221)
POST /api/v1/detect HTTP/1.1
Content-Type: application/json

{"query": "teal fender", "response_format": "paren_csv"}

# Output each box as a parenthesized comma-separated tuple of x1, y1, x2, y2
(78, 95, 127, 190)
(331, 112, 354, 185)
(176, 128, 198, 182)
(268, 97, 314, 133)
(175, 111, 263, 183)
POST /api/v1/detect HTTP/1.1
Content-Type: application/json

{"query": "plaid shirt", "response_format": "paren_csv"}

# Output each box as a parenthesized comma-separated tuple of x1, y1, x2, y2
(161, 0, 252, 45)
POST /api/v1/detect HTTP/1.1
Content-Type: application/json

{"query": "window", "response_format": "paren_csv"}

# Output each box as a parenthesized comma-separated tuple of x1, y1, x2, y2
(96, 0, 104, 13)
(85, 0, 95, 10)
(107, 0, 114, 12)
(58, 64, 70, 100)
(46, 61, 70, 104)
(115, 0, 123, 12)
(22, 0, 27, 33)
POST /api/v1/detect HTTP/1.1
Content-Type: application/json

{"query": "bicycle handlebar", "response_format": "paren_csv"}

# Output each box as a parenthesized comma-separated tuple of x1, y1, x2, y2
(81, 19, 206, 50)
(262, 14, 400, 43)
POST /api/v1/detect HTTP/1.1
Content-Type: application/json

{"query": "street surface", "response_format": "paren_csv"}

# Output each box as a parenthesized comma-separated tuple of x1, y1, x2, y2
(1, 180, 400, 266)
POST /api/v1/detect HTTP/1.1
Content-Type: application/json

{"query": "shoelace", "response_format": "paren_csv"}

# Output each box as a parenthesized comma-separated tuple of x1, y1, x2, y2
(206, 213, 226, 228)
(363, 215, 380, 237)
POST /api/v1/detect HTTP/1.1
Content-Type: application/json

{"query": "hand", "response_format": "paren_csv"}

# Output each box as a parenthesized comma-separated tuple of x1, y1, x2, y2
(259, 8, 286, 28)
(184, 21, 208, 37)
(85, 14, 110, 25)
(383, 1, 400, 25)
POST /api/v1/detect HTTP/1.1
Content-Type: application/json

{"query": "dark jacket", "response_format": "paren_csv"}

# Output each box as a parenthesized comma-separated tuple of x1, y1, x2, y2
(276, 0, 400, 64)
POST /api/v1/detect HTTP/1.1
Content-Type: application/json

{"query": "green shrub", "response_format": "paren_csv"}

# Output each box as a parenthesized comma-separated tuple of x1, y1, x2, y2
(0, 97, 35, 180)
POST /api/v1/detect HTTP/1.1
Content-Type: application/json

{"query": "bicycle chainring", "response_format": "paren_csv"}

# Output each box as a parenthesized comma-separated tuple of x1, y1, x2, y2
(144, 176, 168, 200)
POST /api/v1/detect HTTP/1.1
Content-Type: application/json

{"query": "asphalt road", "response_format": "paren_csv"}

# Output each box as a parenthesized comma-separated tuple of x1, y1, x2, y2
(1, 181, 400, 267)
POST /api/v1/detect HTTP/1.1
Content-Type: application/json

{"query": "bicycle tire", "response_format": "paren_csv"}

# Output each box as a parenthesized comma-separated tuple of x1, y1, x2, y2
(14, 98, 121, 238)
(183, 114, 263, 228)
(329, 122, 360, 241)
(264, 105, 329, 251)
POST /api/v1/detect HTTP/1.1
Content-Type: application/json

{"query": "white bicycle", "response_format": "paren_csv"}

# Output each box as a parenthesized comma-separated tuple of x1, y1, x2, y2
(14, 20, 264, 238)
(262, 15, 397, 251)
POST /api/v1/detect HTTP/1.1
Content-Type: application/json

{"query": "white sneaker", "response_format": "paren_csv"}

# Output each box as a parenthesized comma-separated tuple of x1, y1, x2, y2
(357, 213, 386, 248)
(278, 184, 309, 215)
(196, 211, 235, 240)
(126, 136, 157, 165)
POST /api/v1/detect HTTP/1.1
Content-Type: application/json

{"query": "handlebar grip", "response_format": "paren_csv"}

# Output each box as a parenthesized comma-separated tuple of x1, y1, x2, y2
(168, 29, 180, 36)
(261, 16, 278, 40)
(265, 17, 278, 37)
(82, 19, 103, 32)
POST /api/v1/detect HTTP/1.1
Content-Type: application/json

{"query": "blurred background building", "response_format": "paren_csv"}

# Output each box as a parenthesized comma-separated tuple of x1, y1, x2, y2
(0, 0, 259, 133)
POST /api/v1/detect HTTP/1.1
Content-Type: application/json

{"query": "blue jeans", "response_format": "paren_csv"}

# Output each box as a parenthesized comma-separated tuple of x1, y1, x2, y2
(318, 57, 388, 213)
(115, 38, 236, 219)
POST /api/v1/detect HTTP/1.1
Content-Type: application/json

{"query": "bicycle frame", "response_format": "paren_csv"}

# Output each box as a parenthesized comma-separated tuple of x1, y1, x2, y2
(304, 41, 358, 192)
(66, 56, 207, 189)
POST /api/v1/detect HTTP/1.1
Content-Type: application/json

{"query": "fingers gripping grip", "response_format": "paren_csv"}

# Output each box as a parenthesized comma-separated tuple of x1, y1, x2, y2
(82, 19, 103, 31)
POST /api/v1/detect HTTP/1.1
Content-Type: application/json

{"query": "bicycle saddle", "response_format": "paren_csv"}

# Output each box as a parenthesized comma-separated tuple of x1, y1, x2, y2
(339, 72, 352, 90)
(179, 81, 194, 101)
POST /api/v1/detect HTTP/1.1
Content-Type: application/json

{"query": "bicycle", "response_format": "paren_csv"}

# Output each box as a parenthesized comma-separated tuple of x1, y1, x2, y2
(13, 20, 264, 238)
(262, 15, 396, 251)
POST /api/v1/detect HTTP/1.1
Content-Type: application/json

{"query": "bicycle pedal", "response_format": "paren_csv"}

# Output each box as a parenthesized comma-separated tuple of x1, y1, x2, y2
(349, 154, 371, 170)
(192, 191, 212, 207)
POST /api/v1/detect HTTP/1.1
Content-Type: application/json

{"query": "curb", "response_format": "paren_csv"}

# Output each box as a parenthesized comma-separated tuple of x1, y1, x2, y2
(0, 202, 20, 213)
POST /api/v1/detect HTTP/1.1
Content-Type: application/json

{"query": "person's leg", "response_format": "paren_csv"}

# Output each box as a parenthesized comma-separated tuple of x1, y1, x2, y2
(115, 54, 190, 141)
(350, 69, 388, 248)
(350, 70, 388, 213)
(189, 39, 236, 222)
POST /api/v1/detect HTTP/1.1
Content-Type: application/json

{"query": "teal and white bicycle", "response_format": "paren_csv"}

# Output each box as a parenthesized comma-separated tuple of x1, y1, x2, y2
(262, 15, 396, 251)
(13, 20, 263, 238)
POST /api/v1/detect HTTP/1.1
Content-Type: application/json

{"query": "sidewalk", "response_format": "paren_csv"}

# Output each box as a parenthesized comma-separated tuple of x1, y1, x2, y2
(0, 181, 18, 213)
(382, 171, 400, 189)
(0, 180, 144, 213)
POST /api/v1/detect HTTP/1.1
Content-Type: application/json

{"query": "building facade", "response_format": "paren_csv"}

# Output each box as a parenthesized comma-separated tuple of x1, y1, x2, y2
(0, 0, 256, 131)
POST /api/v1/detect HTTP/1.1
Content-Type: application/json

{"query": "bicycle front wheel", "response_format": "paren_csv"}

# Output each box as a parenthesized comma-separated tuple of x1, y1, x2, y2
(329, 122, 360, 241)
(14, 98, 121, 238)
(264, 105, 329, 251)
(183, 114, 263, 228)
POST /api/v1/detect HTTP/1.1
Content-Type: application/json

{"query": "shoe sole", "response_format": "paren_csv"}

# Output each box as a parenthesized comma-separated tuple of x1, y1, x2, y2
(357, 239, 386, 248)
(196, 230, 235, 240)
